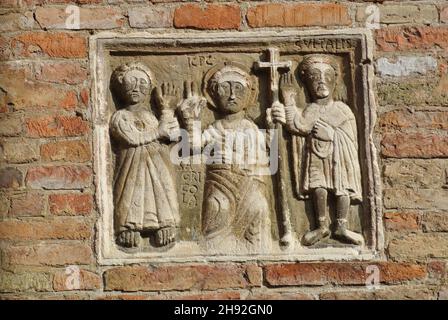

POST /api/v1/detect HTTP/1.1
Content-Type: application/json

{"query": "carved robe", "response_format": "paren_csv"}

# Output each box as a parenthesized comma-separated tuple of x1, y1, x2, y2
(288, 101, 362, 201)
(200, 118, 269, 244)
(110, 108, 180, 235)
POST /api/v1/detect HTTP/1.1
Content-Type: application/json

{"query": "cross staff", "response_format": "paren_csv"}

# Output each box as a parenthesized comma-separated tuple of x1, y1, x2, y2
(254, 48, 293, 247)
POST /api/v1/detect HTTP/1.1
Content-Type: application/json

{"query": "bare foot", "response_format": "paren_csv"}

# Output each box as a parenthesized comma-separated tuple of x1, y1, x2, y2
(117, 230, 141, 248)
(155, 227, 176, 247)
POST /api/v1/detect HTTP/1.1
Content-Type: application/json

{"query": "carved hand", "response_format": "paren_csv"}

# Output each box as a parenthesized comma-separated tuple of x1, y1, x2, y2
(155, 82, 181, 112)
(280, 72, 297, 106)
(270, 101, 286, 125)
(312, 119, 334, 141)
(158, 117, 180, 140)
(178, 81, 206, 130)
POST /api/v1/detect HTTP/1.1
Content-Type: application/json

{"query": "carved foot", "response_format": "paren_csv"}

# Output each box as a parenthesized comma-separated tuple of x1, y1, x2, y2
(333, 220, 364, 245)
(117, 230, 141, 248)
(302, 227, 330, 246)
(155, 226, 176, 247)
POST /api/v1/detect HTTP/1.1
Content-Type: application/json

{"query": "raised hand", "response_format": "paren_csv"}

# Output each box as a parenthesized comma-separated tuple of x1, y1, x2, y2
(280, 72, 297, 106)
(178, 81, 206, 130)
(155, 82, 181, 111)
(312, 119, 334, 141)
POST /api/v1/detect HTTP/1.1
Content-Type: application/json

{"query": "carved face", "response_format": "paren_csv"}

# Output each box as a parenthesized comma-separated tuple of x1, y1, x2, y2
(305, 62, 336, 100)
(214, 80, 249, 114)
(121, 69, 151, 105)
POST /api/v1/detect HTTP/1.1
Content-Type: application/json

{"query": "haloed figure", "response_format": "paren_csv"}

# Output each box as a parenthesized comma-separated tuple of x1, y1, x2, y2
(271, 54, 364, 246)
(109, 63, 180, 249)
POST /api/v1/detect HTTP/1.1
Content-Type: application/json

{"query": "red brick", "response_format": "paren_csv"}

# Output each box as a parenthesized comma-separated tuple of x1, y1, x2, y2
(26, 165, 92, 189)
(376, 27, 448, 52)
(11, 32, 87, 58)
(53, 269, 101, 291)
(10, 193, 45, 217)
(0, 218, 91, 240)
(0, 114, 23, 136)
(247, 291, 313, 300)
(49, 193, 93, 216)
(381, 133, 448, 158)
(0, 167, 23, 188)
(164, 291, 241, 300)
(264, 262, 426, 286)
(4, 243, 92, 266)
(104, 264, 261, 292)
(26, 115, 89, 138)
(383, 212, 420, 231)
(174, 4, 240, 30)
(380, 110, 448, 131)
(41, 140, 91, 163)
(35, 7, 124, 30)
(247, 3, 351, 28)
(36, 61, 88, 85)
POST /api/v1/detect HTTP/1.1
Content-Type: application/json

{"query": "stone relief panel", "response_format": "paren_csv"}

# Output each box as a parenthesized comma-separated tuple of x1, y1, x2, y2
(92, 30, 382, 264)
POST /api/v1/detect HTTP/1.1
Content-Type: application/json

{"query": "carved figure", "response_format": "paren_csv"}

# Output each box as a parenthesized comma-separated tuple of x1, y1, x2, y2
(109, 62, 180, 248)
(271, 54, 364, 246)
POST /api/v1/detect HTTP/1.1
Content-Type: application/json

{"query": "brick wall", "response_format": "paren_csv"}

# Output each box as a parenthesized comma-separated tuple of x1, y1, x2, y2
(0, 0, 447, 300)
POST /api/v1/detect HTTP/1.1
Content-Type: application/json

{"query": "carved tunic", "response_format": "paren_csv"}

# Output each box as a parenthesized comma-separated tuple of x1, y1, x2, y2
(110, 108, 180, 234)
(288, 101, 362, 201)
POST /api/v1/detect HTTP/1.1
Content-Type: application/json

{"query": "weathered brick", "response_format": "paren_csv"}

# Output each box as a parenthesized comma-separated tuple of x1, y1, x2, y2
(0, 218, 91, 240)
(1, 139, 39, 163)
(163, 291, 241, 300)
(376, 27, 448, 52)
(0, 167, 23, 189)
(26, 165, 92, 189)
(388, 233, 448, 261)
(0, 192, 9, 216)
(0, 113, 23, 137)
(380, 110, 448, 131)
(0, 12, 35, 32)
(384, 189, 448, 210)
(247, 3, 351, 28)
(53, 269, 101, 291)
(0, 272, 52, 293)
(247, 291, 313, 300)
(129, 7, 173, 28)
(441, 6, 448, 24)
(36, 61, 88, 85)
(422, 212, 448, 232)
(381, 133, 448, 158)
(320, 286, 435, 300)
(376, 56, 437, 77)
(357, 5, 438, 25)
(174, 4, 240, 30)
(35, 7, 124, 30)
(11, 32, 87, 58)
(41, 140, 91, 163)
(10, 192, 45, 217)
(384, 212, 420, 231)
(427, 261, 446, 280)
(49, 193, 93, 216)
(264, 262, 426, 286)
(104, 264, 261, 292)
(26, 115, 89, 138)
(383, 159, 447, 189)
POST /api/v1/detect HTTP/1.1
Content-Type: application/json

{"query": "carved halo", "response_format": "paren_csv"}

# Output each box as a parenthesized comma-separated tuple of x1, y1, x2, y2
(202, 62, 258, 110)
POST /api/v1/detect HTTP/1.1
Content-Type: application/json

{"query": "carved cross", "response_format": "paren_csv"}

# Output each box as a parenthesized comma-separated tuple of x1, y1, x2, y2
(254, 47, 292, 104)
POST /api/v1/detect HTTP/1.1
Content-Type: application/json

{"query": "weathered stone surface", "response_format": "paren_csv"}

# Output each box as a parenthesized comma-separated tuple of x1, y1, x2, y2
(422, 212, 448, 232)
(380, 110, 448, 131)
(441, 6, 448, 24)
(0, 192, 9, 216)
(383, 160, 447, 189)
(264, 263, 426, 286)
(0, 272, 52, 293)
(319, 286, 435, 300)
(26, 166, 92, 189)
(49, 193, 93, 216)
(376, 27, 448, 52)
(10, 32, 87, 58)
(388, 233, 448, 261)
(0, 114, 23, 137)
(247, 290, 314, 300)
(0, 167, 23, 189)
(247, 3, 350, 28)
(381, 133, 448, 158)
(41, 140, 91, 163)
(53, 269, 101, 291)
(0, 218, 91, 240)
(384, 189, 448, 210)
(357, 5, 438, 25)
(10, 192, 45, 216)
(104, 264, 262, 292)
(4, 243, 92, 266)
(128, 7, 173, 28)
(377, 56, 437, 77)
(36, 61, 88, 85)
(383, 212, 420, 231)
(26, 116, 89, 138)
(0, 12, 35, 32)
(174, 4, 240, 30)
(1, 139, 39, 163)
(163, 291, 241, 300)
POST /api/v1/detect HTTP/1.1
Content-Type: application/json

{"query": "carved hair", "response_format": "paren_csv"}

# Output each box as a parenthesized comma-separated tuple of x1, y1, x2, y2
(110, 62, 154, 94)
(208, 65, 252, 92)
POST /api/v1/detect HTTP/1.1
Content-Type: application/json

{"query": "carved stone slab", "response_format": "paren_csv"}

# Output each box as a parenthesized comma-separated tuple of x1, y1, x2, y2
(91, 30, 383, 264)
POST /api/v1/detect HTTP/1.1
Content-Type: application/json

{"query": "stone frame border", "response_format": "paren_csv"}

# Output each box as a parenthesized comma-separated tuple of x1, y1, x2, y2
(90, 29, 384, 265)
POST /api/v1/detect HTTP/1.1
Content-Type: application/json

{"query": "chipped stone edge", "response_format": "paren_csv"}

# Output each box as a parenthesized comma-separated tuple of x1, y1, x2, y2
(90, 29, 384, 266)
